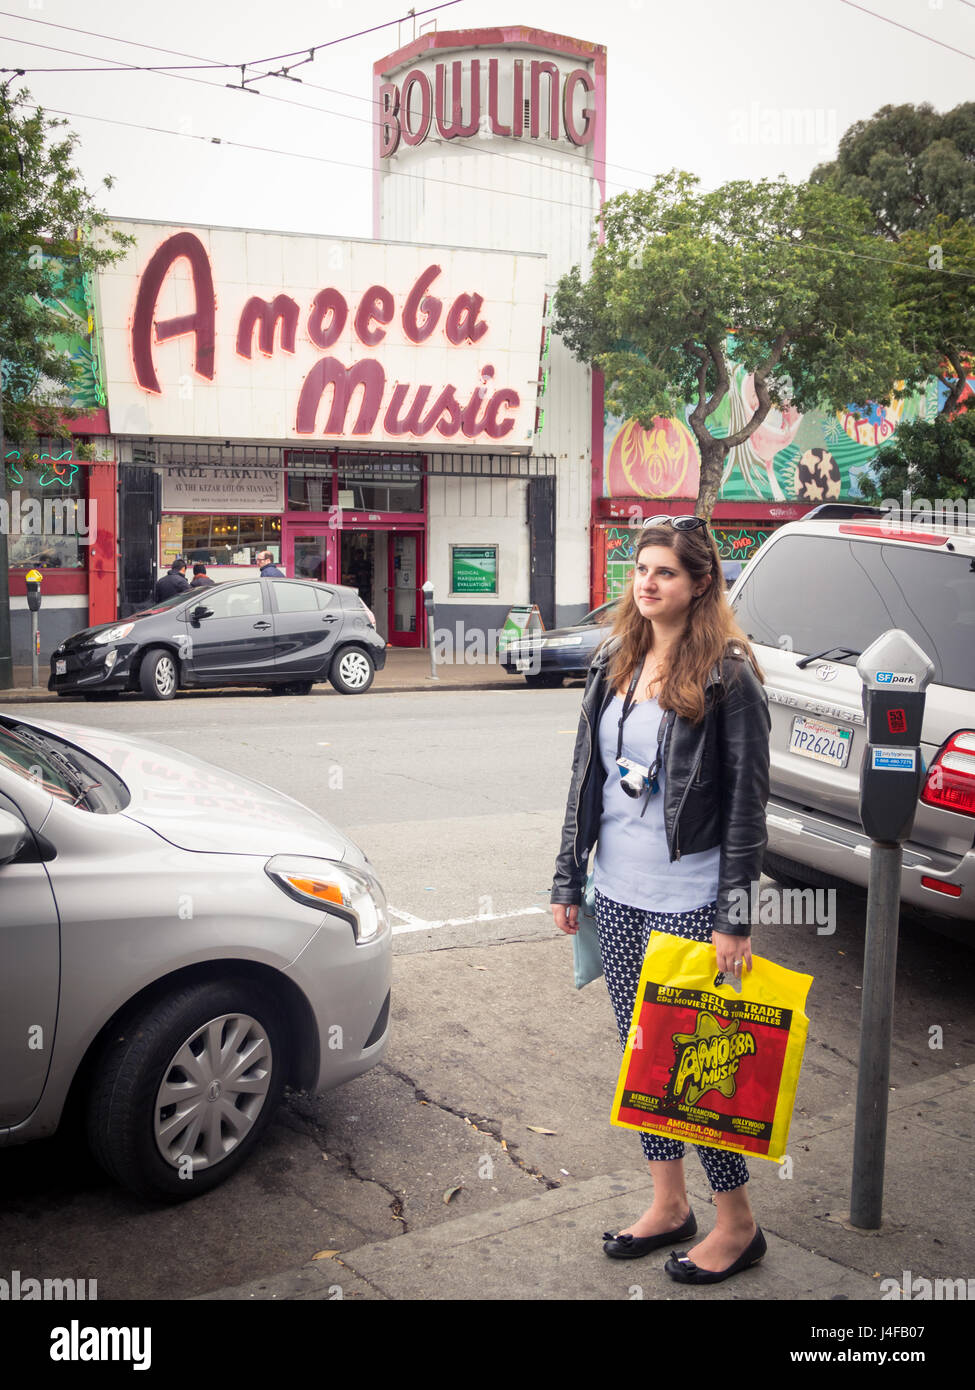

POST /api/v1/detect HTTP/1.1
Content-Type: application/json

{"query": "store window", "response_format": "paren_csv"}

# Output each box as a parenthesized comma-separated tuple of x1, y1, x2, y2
(3, 464, 88, 569)
(336, 455, 423, 512)
(162, 514, 282, 567)
(286, 471, 332, 511)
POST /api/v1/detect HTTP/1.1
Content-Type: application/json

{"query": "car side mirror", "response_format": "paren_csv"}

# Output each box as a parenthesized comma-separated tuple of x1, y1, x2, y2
(0, 808, 29, 867)
(191, 606, 213, 623)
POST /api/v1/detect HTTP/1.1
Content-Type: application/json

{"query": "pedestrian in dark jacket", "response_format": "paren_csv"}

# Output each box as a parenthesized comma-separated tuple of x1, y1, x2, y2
(551, 515, 771, 1286)
(154, 559, 190, 602)
(190, 564, 216, 588)
(256, 550, 284, 577)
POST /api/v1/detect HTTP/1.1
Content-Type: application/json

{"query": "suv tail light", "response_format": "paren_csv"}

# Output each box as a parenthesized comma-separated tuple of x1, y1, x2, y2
(920, 731, 975, 817)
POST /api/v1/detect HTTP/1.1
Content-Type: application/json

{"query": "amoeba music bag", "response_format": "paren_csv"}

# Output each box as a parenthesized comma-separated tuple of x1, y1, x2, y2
(610, 931, 812, 1162)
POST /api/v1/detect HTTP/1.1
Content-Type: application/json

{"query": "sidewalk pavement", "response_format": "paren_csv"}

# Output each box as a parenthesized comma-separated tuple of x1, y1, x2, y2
(0, 649, 527, 704)
(198, 1062, 975, 1301)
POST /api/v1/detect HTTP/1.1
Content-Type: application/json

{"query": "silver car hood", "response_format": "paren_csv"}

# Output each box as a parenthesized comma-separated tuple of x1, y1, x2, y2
(29, 718, 360, 862)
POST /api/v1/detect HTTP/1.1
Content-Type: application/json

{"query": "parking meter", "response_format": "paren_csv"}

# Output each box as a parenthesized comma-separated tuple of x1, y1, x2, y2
(421, 581, 437, 681)
(25, 569, 42, 689)
(851, 628, 935, 1230)
(856, 630, 935, 844)
(25, 569, 42, 613)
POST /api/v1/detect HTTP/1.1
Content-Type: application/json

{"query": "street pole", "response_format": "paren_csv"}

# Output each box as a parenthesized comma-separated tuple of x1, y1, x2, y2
(0, 368, 13, 690)
(850, 841, 902, 1229)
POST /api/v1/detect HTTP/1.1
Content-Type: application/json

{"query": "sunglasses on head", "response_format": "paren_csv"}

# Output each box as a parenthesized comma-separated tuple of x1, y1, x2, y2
(640, 514, 707, 532)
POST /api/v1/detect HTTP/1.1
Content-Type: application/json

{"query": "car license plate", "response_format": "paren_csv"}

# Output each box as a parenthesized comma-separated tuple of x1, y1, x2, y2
(789, 715, 852, 768)
(55, 660, 67, 675)
(515, 658, 532, 672)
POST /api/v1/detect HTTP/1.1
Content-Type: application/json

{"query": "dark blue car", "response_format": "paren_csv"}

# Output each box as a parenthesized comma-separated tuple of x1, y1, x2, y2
(501, 602, 617, 687)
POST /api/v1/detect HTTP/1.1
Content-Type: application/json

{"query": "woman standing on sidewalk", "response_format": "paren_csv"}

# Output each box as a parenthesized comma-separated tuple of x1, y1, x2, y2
(551, 517, 772, 1285)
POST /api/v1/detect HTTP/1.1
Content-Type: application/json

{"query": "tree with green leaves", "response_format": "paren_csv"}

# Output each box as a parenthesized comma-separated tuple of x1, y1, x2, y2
(811, 102, 975, 239)
(1, 81, 130, 686)
(813, 103, 974, 416)
(553, 171, 911, 518)
(891, 219, 974, 415)
(858, 410, 975, 509)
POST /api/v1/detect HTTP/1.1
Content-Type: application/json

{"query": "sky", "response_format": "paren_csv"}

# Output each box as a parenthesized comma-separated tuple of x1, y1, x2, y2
(2, 0, 973, 242)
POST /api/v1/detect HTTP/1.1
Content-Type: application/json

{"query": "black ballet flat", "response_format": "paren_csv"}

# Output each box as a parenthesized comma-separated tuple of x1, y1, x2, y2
(602, 1210, 697, 1259)
(664, 1226, 767, 1284)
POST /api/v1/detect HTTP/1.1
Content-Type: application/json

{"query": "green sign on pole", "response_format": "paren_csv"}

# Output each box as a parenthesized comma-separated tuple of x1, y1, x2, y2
(451, 545, 498, 594)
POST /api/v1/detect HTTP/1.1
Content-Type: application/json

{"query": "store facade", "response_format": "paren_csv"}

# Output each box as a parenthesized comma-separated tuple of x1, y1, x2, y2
(96, 220, 551, 644)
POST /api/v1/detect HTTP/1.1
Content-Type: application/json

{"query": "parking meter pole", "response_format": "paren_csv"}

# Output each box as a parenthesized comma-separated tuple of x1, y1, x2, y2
(850, 840, 902, 1230)
(850, 629, 934, 1231)
(25, 570, 43, 689)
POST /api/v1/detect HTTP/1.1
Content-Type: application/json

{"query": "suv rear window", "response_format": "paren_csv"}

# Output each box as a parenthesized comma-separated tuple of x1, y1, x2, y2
(732, 534, 975, 691)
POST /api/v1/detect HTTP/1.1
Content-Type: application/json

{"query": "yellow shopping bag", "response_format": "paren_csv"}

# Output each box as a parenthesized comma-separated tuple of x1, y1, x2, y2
(610, 931, 812, 1162)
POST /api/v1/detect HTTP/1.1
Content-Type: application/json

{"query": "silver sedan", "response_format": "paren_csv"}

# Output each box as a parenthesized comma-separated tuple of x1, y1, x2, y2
(0, 712, 391, 1201)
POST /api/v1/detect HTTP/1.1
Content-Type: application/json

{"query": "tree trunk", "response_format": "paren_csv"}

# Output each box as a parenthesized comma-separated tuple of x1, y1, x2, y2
(695, 438, 727, 521)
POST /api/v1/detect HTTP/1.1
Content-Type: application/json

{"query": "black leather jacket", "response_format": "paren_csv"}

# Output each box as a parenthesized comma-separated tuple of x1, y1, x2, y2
(551, 638, 771, 938)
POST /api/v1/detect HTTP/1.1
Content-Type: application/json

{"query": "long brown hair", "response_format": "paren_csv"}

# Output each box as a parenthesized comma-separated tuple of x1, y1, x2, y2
(605, 524, 763, 724)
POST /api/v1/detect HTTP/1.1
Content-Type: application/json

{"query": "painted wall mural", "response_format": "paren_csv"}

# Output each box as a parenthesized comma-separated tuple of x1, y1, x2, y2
(602, 363, 950, 503)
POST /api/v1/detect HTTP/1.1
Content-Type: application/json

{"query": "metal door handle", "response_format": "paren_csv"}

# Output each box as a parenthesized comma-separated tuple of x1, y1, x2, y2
(254, 620, 271, 629)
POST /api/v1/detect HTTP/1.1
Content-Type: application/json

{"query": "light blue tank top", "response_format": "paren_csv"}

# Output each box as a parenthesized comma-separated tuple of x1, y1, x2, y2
(592, 693, 720, 912)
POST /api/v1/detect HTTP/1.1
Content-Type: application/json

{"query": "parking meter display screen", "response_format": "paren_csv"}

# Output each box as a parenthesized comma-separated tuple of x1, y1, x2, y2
(733, 536, 975, 691)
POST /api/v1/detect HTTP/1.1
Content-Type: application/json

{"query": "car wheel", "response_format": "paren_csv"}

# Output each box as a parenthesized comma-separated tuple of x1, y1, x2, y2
(525, 672, 564, 688)
(87, 980, 288, 1202)
(139, 648, 178, 701)
(328, 646, 375, 695)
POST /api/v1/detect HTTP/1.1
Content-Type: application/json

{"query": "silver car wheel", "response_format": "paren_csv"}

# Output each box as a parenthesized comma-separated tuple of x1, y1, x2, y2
(338, 650, 371, 689)
(153, 1013, 273, 1172)
(154, 655, 177, 698)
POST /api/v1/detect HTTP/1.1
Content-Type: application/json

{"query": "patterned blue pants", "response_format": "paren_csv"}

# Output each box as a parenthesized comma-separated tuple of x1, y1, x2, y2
(595, 888, 750, 1193)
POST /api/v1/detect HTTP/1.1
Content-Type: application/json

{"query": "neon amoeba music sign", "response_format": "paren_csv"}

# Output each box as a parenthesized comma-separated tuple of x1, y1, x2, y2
(110, 226, 545, 447)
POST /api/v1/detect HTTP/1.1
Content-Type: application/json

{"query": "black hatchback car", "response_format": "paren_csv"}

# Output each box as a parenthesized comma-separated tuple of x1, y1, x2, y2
(49, 578, 386, 700)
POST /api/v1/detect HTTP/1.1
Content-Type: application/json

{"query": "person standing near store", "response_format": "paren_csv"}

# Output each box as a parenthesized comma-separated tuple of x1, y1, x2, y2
(154, 558, 190, 602)
(190, 563, 216, 589)
(256, 550, 284, 578)
(550, 517, 772, 1285)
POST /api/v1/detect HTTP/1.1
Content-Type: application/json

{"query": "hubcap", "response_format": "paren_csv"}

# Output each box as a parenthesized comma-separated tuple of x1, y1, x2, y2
(339, 652, 370, 688)
(153, 1013, 273, 1172)
(154, 656, 176, 697)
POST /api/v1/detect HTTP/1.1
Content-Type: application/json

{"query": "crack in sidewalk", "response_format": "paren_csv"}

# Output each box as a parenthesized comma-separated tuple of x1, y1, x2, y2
(378, 1063, 562, 1191)
(283, 1092, 408, 1234)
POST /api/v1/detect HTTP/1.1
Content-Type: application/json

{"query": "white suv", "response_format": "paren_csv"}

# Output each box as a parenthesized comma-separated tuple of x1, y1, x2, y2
(730, 506, 975, 926)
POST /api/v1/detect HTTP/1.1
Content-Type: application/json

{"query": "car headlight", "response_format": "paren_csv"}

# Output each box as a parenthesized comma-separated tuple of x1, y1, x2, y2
(265, 855, 388, 943)
(93, 623, 135, 645)
(544, 635, 584, 648)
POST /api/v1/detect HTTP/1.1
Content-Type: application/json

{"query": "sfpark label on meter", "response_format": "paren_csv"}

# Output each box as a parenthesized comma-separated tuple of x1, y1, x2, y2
(871, 747, 917, 772)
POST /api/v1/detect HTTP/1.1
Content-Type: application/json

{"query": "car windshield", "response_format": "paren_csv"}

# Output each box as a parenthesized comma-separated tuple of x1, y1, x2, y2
(733, 534, 975, 690)
(132, 593, 195, 617)
(577, 604, 615, 627)
(0, 720, 130, 813)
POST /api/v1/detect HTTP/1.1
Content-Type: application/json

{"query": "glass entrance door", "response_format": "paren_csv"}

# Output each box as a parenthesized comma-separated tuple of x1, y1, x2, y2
(388, 532, 422, 648)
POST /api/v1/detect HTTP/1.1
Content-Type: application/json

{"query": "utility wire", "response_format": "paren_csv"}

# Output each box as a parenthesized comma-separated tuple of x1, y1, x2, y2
(837, 0, 975, 62)
(0, 0, 464, 74)
(26, 100, 975, 281)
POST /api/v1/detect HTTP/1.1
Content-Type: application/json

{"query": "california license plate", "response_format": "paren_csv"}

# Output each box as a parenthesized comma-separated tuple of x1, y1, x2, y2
(55, 660, 67, 675)
(789, 715, 852, 768)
